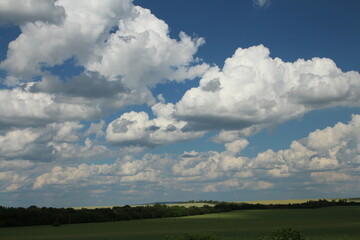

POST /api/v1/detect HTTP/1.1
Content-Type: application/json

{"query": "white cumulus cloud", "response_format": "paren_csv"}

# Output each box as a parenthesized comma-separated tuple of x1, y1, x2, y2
(0, 0, 207, 132)
(33, 153, 167, 189)
(0, 0, 207, 88)
(175, 45, 360, 133)
(251, 115, 360, 181)
(25, 115, 360, 197)
(0, 122, 110, 162)
(106, 103, 205, 147)
(0, 0, 65, 25)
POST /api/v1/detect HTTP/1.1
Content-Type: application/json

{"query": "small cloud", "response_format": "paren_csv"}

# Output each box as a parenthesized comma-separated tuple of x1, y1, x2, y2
(106, 106, 204, 147)
(90, 189, 110, 194)
(253, 0, 271, 8)
(157, 94, 166, 104)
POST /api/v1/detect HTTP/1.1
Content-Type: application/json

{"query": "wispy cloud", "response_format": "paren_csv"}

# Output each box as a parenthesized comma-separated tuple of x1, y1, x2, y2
(253, 0, 271, 8)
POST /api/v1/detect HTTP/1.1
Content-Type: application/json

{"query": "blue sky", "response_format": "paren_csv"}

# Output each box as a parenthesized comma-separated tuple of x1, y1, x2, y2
(0, 0, 360, 207)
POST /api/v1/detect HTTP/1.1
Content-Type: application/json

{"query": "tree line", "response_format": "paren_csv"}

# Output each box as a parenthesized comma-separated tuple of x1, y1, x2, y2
(214, 199, 360, 211)
(0, 203, 217, 227)
(0, 199, 359, 227)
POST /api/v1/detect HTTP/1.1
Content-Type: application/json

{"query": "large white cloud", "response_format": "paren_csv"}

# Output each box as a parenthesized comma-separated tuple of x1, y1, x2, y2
(251, 114, 360, 181)
(0, 121, 110, 162)
(0, 0, 207, 88)
(175, 45, 360, 133)
(106, 103, 205, 147)
(0, 88, 99, 128)
(0, 75, 153, 128)
(86, 6, 208, 89)
(0, 0, 133, 78)
(173, 139, 249, 177)
(0, 0, 206, 131)
(0, 0, 65, 25)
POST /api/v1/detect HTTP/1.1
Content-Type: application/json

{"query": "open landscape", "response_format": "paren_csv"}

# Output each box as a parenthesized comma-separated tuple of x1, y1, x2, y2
(237, 198, 360, 205)
(1, 205, 359, 240)
(1, 1, 360, 240)
(73, 198, 360, 209)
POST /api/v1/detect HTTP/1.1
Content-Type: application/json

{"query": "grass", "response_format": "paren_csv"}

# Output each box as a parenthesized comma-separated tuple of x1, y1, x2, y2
(0, 206, 359, 240)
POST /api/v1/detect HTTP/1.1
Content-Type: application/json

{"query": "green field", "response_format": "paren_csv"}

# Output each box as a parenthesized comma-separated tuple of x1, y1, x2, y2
(1, 206, 359, 240)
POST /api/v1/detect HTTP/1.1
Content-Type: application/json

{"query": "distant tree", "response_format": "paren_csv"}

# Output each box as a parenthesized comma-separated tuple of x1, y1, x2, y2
(259, 228, 305, 240)
(163, 233, 220, 240)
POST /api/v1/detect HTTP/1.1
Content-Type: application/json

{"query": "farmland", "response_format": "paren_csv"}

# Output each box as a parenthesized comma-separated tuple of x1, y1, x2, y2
(72, 198, 360, 209)
(73, 202, 216, 210)
(238, 198, 360, 205)
(0, 206, 359, 240)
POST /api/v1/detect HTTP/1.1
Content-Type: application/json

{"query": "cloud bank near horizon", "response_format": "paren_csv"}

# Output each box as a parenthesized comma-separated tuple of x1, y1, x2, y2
(2, 115, 359, 202)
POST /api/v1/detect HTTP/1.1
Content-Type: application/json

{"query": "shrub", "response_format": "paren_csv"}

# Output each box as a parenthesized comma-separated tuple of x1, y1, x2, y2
(183, 233, 220, 240)
(259, 228, 305, 240)
(163, 233, 220, 240)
